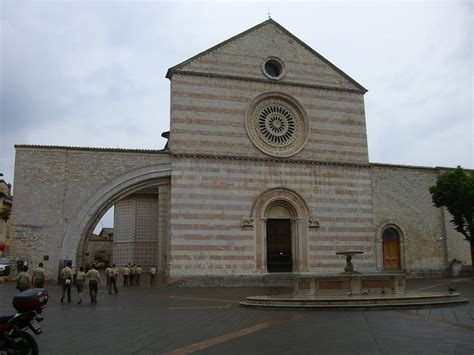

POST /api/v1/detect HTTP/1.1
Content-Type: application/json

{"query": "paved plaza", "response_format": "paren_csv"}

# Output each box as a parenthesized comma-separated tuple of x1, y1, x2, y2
(1, 277, 473, 354)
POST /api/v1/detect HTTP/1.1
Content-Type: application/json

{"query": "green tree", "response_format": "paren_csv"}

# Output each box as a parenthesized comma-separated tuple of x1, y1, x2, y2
(429, 166, 474, 266)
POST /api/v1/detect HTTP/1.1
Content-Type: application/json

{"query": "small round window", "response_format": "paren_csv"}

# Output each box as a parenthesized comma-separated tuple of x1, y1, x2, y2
(262, 57, 285, 80)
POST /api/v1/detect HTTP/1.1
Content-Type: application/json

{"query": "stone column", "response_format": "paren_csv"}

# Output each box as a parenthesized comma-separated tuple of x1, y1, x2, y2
(157, 184, 170, 275)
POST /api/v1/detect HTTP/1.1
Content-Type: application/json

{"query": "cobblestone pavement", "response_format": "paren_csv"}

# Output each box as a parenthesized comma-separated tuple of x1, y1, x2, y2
(0, 277, 473, 354)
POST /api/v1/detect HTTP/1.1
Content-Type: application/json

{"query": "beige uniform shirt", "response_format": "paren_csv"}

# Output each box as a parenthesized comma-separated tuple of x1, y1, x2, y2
(124, 267, 130, 275)
(33, 267, 44, 282)
(86, 269, 100, 281)
(137, 267, 142, 274)
(61, 266, 72, 280)
(17, 271, 31, 285)
(150, 267, 157, 275)
(76, 271, 86, 281)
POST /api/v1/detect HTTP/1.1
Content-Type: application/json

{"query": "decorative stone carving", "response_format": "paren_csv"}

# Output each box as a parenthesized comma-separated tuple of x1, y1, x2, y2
(308, 217, 320, 228)
(240, 217, 254, 229)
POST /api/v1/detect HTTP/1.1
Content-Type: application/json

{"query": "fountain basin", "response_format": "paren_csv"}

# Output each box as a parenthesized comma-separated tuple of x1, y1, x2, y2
(294, 273, 406, 296)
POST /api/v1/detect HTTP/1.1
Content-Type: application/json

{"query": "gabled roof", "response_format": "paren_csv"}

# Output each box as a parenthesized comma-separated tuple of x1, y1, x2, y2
(166, 19, 367, 93)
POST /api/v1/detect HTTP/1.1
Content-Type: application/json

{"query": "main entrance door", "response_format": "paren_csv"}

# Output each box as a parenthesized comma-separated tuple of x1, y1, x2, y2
(266, 219, 292, 272)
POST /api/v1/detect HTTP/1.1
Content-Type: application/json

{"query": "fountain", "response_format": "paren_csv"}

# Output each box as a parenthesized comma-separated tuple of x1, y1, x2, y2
(240, 251, 468, 309)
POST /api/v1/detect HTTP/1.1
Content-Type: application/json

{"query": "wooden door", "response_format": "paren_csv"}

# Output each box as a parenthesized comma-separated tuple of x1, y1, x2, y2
(266, 219, 292, 272)
(383, 240, 400, 269)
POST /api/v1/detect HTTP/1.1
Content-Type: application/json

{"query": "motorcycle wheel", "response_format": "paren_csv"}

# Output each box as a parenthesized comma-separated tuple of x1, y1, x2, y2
(7, 331, 39, 355)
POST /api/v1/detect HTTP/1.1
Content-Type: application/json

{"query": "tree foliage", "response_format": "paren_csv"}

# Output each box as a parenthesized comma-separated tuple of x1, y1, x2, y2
(429, 166, 474, 241)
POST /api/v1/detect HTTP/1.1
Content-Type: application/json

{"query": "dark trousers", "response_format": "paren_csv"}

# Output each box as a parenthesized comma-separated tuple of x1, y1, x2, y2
(108, 276, 118, 294)
(89, 280, 98, 302)
(137, 274, 141, 286)
(124, 275, 129, 286)
(34, 280, 44, 288)
(62, 281, 72, 301)
(150, 274, 155, 286)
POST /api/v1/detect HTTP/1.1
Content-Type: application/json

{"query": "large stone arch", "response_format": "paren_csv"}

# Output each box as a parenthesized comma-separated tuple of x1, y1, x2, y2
(251, 187, 310, 272)
(60, 164, 171, 266)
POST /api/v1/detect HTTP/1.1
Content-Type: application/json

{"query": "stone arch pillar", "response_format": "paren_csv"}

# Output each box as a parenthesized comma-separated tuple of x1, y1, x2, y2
(251, 188, 310, 273)
(60, 164, 172, 267)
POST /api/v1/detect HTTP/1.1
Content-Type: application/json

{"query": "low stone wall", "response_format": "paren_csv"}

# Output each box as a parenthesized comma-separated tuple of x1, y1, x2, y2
(294, 273, 406, 296)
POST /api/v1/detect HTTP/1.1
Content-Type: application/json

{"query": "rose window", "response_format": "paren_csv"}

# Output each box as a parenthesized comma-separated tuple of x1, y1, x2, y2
(245, 95, 308, 158)
(256, 104, 297, 147)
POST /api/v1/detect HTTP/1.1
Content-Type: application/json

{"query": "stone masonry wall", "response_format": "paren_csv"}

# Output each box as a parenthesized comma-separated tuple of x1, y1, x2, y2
(371, 164, 470, 276)
(11, 147, 170, 279)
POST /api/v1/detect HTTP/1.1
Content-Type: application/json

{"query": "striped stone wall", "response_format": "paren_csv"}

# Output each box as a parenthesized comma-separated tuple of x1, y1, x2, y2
(169, 74, 368, 164)
(168, 156, 375, 278)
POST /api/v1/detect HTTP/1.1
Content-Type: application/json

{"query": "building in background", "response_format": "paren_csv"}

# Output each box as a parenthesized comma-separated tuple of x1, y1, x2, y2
(84, 228, 113, 268)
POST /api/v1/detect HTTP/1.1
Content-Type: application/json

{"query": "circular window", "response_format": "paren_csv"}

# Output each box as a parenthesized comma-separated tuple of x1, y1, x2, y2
(245, 93, 308, 158)
(262, 57, 285, 80)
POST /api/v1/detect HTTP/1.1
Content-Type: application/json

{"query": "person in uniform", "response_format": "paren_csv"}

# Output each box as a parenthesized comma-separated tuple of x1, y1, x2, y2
(149, 266, 157, 286)
(16, 266, 31, 292)
(75, 266, 86, 304)
(107, 264, 118, 294)
(123, 264, 130, 286)
(86, 264, 100, 304)
(136, 265, 142, 286)
(32, 262, 45, 288)
(104, 265, 111, 287)
(130, 264, 137, 286)
(60, 262, 73, 303)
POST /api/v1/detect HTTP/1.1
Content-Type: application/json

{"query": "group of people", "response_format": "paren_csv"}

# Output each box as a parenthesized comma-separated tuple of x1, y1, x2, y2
(16, 262, 159, 305)
(16, 263, 45, 291)
(122, 263, 143, 286)
(60, 262, 101, 304)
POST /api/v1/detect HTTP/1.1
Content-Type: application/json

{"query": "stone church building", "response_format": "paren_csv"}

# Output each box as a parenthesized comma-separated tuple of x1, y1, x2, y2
(10, 20, 470, 284)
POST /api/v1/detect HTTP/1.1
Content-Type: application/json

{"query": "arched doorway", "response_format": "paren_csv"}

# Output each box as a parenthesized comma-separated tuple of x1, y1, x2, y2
(252, 188, 310, 273)
(382, 227, 401, 270)
(265, 204, 294, 272)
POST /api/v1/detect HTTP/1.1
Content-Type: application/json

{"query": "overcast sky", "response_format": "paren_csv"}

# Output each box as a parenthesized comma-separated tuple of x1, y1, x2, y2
(1, 1, 473, 188)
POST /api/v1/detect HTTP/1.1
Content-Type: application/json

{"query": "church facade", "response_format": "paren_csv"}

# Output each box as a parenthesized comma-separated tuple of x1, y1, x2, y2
(10, 20, 470, 284)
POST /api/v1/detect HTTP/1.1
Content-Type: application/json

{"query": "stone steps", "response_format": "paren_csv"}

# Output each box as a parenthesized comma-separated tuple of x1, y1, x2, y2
(240, 292, 469, 310)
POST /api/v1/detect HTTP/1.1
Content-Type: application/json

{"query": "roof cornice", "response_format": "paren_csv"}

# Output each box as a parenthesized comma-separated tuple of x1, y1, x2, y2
(173, 152, 371, 169)
(14, 145, 170, 155)
(170, 69, 366, 94)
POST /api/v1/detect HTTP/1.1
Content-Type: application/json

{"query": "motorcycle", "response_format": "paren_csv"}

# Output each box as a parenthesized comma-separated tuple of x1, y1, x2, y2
(0, 288, 48, 355)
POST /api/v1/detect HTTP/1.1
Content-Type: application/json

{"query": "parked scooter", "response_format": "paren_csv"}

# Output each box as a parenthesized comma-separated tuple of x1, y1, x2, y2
(0, 288, 48, 355)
